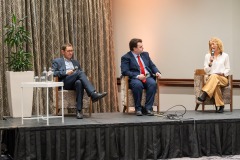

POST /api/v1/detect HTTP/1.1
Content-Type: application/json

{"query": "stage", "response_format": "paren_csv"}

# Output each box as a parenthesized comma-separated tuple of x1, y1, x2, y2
(1, 110, 240, 160)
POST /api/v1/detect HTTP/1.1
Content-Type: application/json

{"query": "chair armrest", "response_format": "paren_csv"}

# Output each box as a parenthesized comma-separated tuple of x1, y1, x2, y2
(120, 76, 128, 89)
(54, 76, 59, 82)
(228, 75, 233, 87)
(124, 76, 129, 89)
(195, 69, 205, 75)
(120, 76, 129, 101)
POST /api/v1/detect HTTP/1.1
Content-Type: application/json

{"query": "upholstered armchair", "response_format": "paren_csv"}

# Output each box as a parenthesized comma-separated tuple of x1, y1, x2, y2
(53, 77, 92, 116)
(121, 76, 160, 113)
(194, 69, 233, 112)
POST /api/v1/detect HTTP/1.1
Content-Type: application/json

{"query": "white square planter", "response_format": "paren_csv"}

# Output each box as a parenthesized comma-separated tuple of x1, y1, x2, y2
(6, 71, 34, 117)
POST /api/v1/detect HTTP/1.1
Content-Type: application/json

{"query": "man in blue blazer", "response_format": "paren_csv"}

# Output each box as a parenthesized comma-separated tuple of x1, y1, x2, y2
(52, 43, 107, 119)
(121, 38, 161, 116)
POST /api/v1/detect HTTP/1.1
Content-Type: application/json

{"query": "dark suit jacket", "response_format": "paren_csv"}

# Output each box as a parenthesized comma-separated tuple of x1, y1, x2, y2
(121, 51, 160, 79)
(52, 57, 81, 81)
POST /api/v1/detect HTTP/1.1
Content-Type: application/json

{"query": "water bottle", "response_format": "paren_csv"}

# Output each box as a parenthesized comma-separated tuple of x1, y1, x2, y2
(47, 67, 53, 82)
(42, 67, 47, 82)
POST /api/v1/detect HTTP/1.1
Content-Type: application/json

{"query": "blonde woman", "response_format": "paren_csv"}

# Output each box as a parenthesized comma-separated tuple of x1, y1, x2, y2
(197, 37, 230, 113)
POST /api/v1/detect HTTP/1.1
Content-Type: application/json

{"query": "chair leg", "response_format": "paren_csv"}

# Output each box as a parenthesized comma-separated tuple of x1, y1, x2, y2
(55, 109, 60, 115)
(202, 104, 205, 111)
(55, 98, 59, 116)
(123, 106, 126, 113)
(157, 83, 160, 113)
(89, 98, 92, 117)
(195, 103, 200, 111)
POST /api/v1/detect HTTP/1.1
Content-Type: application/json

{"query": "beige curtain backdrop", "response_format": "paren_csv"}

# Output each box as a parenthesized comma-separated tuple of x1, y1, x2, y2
(0, 0, 119, 119)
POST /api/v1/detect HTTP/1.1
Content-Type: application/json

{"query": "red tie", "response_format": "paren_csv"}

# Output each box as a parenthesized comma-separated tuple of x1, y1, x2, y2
(137, 55, 146, 83)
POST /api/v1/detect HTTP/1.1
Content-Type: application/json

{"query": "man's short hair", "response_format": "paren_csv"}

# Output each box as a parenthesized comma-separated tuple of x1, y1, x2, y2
(129, 38, 142, 51)
(61, 43, 73, 51)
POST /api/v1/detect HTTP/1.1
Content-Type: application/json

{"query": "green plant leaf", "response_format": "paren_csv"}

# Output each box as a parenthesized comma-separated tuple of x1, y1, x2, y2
(12, 14, 16, 24)
(4, 14, 32, 72)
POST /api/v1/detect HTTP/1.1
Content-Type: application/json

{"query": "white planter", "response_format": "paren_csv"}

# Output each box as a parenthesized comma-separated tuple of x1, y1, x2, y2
(6, 71, 34, 117)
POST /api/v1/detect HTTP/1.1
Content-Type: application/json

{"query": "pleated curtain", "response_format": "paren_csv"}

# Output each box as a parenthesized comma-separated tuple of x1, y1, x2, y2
(0, 0, 119, 119)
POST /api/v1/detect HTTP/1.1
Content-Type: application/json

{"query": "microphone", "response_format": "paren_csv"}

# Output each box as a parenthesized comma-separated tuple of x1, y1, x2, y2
(210, 49, 215, 63)
(211, 49, 215, 57)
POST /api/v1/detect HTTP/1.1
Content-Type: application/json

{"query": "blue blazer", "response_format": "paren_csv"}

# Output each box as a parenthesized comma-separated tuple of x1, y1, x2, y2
(121, 51, 160, 79)
(52, 58, 81, 81)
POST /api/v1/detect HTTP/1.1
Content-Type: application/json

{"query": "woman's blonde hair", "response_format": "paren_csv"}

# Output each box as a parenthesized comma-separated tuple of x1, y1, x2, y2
(209, 37, 224, 54)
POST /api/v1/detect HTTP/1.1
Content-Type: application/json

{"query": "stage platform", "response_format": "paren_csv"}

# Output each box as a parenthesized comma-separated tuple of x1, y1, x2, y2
(1, 110, 240, 160)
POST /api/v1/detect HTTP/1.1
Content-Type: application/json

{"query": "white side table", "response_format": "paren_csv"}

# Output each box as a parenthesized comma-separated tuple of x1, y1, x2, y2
(21, 82, 64, 125)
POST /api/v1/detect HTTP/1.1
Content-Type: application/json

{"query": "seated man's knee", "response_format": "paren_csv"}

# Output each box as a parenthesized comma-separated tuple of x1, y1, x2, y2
(131, 80, 144, 90)
(149, 82, 157, 91)
(75, 80, 82, 87)
(148, 78, 157, 86)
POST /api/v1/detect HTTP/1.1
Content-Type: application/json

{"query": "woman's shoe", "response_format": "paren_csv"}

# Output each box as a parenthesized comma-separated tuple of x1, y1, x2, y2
(197, 91, 208, 102)
(215, 106, 218, 113)
(217, 106, 224, 113)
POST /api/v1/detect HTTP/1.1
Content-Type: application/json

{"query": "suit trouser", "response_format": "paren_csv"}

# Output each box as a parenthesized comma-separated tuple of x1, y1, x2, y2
(202, 74, 228, 106)
(130, 77, 157, 111)
(63, 70, 95, 111)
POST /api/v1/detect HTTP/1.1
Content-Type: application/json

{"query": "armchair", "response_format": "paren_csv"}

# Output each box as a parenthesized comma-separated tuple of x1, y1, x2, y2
(194, 69, 233, 112)
(121, 76, 160, 113)
(53, 77, 92, 117)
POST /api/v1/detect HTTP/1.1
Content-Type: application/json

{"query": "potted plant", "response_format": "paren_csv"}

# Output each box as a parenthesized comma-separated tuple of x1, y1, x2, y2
(4, 14, 34, 117)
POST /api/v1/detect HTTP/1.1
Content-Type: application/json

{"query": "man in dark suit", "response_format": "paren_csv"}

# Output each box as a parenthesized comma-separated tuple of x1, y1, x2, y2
(52, 43, 107, 119)
(121, 38, 161, 116)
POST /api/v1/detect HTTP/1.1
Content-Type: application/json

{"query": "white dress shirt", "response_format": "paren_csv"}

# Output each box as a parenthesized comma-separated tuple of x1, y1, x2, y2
(64, 58, 74, 73)
(131, 52, 149, 75)
(204, 52, 230, 76)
